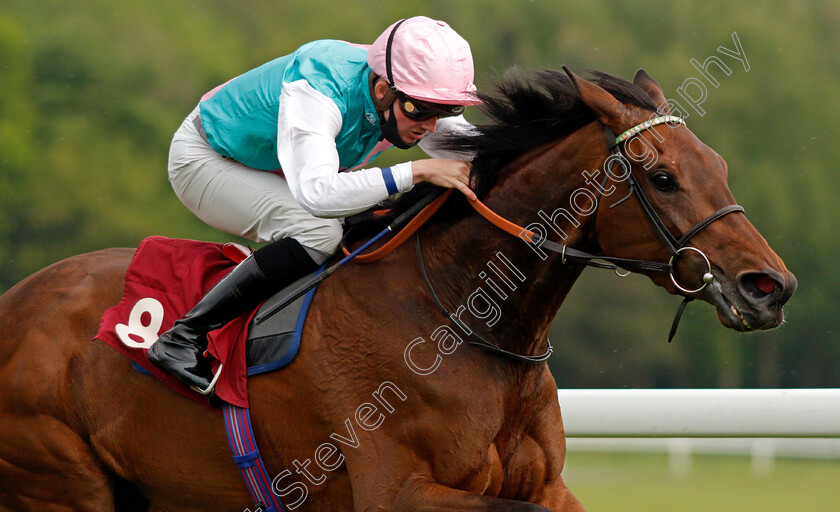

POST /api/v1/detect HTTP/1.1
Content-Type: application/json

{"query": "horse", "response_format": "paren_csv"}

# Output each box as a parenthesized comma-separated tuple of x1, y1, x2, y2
(0, 68, 796, 512)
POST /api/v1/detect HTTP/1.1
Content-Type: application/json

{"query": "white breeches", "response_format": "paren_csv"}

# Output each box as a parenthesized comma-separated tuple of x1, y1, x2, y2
(167, 106, 343, 256)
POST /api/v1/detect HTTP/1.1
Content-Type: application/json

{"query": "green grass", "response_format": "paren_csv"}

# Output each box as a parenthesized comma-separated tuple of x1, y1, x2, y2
(563, 451, 840, 511)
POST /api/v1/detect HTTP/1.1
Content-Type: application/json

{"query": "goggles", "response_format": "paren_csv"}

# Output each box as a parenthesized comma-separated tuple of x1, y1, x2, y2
(394, 90, 465, 121)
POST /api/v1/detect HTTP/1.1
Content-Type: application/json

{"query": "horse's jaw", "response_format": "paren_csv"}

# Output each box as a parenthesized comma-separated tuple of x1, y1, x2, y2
(703, 275, 754, 332)
(702, 267, 796, 332)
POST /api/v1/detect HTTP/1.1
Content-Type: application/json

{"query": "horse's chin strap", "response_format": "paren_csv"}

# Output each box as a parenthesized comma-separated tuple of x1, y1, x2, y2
(415, 234, 553, 364)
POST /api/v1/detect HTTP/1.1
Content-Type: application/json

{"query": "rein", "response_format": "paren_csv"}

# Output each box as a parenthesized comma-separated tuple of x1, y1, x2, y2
(426, 116, 744, 363)
(350, 116, 746, 360)
(468, 117, 743, 345)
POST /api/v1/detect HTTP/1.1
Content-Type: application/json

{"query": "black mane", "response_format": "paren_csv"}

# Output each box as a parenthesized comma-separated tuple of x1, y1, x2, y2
(346, 68, 659, 235)
(453, 68, 659, 197)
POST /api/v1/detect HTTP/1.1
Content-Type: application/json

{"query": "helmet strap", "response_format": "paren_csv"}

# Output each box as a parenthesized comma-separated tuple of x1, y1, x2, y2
(371, 19, 417, 150)
(369, 71, 395, 111)
(385, 19, 408, 85)
(369, 72, 416, 149)
(378, 103, 417, 149)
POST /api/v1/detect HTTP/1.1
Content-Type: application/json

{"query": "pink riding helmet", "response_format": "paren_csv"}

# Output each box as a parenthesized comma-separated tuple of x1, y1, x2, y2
(367, 16, 481, 106)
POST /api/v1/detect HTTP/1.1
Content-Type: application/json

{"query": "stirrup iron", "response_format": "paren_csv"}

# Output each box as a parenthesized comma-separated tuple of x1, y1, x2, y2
(191, 363, 223, 395)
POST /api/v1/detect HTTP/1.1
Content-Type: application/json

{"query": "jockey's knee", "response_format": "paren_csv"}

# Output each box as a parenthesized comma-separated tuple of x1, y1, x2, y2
(278, 219, 343, 264)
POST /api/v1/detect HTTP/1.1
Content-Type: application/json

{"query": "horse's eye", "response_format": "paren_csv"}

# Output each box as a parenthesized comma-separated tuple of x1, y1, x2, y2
(650, 171, 677, 192)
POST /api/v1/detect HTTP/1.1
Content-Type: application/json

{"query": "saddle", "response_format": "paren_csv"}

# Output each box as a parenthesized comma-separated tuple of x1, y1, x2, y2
(95, 236, 318, 409)
(97, 197, 432, 408)
(243, 273, 317, 375)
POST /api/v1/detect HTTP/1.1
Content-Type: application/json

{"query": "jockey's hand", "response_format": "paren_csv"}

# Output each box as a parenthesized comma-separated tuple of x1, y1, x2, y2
(411, 159, 477, 201)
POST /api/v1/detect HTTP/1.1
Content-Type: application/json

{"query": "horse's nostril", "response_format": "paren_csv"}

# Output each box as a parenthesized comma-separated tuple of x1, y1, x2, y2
(739, 272, 780, 301)
(754, 275, 777, 294)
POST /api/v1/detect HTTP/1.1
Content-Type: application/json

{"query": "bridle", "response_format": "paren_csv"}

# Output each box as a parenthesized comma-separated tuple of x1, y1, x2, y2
(519, 116, 743, 289)
(418, 115, 745, 363)
(593, 117, 744, 342)
(602, 118, 744, 288)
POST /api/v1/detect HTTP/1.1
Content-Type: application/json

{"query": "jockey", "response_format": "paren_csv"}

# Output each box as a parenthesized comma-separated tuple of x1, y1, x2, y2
(147, 16, 481, 392)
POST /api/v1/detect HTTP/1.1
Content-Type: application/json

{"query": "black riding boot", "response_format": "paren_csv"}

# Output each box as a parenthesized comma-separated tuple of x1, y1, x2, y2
(147, 238, 320, 392)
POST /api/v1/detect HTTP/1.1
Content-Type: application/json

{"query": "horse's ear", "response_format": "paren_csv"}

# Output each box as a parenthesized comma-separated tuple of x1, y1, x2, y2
(562, 66, 632, 130)
(633, 69, 671, 115)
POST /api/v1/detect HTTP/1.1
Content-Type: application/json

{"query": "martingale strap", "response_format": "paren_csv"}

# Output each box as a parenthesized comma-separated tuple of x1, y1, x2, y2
(416, 234, 554, 364)
(223, 404, 286, 512)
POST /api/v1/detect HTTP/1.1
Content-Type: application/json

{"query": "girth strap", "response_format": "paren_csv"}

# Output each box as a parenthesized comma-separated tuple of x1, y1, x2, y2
(223, 404, 286, 512)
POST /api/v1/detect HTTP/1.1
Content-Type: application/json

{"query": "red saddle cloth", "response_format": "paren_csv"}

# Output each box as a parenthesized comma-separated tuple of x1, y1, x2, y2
(95, 236, 254, 408)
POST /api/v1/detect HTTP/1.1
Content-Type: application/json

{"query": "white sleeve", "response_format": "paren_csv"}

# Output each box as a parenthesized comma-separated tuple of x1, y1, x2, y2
(418, 114, 477, 160)
(276, 80, 414, 218)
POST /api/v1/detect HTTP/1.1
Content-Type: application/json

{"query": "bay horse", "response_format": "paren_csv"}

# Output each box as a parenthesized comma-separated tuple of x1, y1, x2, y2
(0, 69, 795, 511)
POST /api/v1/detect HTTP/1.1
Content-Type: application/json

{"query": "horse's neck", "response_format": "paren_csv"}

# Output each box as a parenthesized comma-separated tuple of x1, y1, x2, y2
(420, 125, 603, 355)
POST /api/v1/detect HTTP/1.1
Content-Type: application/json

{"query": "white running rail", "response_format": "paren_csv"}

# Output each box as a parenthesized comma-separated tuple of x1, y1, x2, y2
(557, 388, 840, 438)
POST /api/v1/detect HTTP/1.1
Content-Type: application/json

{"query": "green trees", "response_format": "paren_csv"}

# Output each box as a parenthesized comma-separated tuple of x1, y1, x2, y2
(1, 0, 835, 387)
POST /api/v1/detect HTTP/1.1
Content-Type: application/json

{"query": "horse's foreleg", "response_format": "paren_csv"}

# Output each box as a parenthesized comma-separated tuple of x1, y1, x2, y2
(533, 477, 586, 512)
(388, 473, 586, 511)
(390, 477, 551, 511)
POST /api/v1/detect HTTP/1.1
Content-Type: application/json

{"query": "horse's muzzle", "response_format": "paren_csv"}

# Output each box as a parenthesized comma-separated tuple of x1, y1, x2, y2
(706, 268, 797, 331)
